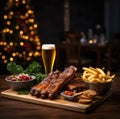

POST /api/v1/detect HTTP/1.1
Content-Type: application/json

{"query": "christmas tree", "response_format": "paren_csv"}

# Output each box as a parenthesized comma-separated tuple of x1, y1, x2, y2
(0, 0, 41, 71)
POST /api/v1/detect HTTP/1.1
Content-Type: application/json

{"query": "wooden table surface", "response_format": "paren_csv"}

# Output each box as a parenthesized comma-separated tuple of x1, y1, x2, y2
(0, 74, 120, 119)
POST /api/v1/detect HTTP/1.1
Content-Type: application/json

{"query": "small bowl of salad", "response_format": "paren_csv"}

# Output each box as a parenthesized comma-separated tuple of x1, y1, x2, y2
(5, 73, 36, 91)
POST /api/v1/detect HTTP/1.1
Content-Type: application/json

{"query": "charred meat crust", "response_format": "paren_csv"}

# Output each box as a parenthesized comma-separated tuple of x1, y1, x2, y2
(30, 66, 77, 99)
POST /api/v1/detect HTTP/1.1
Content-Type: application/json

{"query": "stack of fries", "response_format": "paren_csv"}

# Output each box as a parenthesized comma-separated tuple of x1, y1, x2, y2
(82, 67, 115, 83)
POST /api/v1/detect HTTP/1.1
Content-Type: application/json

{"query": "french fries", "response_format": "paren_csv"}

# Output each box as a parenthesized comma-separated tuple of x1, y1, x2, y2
(82, 67, 115, 83)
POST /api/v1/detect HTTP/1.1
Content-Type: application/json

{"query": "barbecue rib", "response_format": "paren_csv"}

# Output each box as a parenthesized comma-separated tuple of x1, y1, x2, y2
(30, 66, 77, 99)
(30, 70, 60, 98)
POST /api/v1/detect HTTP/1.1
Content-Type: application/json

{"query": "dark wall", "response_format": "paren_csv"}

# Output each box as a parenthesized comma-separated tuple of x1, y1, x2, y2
(70, 0, 104, 34)
(2, 0, 119, 43)
(104, 0, 120, 39)
(31, 0, 104, 43)
(31, 0, 64, 44)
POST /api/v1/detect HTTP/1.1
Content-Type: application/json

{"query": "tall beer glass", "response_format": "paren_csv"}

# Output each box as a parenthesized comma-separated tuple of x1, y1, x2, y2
(42, 44, 56, 74)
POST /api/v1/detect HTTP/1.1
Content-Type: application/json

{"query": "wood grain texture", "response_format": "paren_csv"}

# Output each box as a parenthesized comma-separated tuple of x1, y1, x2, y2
(1, 89, 111, 113)
(1, 74, 120, 119)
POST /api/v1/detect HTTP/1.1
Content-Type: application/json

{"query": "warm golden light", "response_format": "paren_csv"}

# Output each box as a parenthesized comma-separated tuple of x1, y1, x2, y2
(4, 42, 7, 46)
(7, 21, 11, 25)
(27, 57, 31, 61)
(30, 31, 34, 35)
(15, 25, 19, 30)
(2, 55, 6, 59)
(20, 42, 24, 46)
(36, 46, 40, 50)
(89, 40, 93, 44)
(20, 31, 23, 35)
(4, 60, 7, 64)
(28, 19, 34, 23)
(4, 15, 7, 19)
(9, 30, 13, 34)
(20, 15, 25, 19)
(25, 13, 29, 18)
(34, 36, 40, 41)
(29, 52, 33, 56)
(25, 36, 29, 40)
(6, 28, 10, 32)
(10, 42, 13, 46)
(30, 38, 33, 41)
(10, 11, 14, 15)
(34, 51, 39, 56)
(22, 0, 26, 4)
(37, 42, 41, 45)
(12, 53, 16, 57)
(3, 29, 6, 33)
(1, 0, 41, 65)
(0, 42, 3, 45)
(28, 10, 33, 14)
(34, 24, 38, 28)
(22, 35, 29, 40)
(29, 26, 33, 30)
(10, 57, 14, 61)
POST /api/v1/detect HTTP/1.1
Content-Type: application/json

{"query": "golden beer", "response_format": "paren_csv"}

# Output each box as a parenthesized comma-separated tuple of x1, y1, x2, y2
(42, 44, 56, 74)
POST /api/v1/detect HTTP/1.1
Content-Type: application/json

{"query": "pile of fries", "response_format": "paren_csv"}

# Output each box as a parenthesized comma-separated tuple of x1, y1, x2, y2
(82, 67, 115, 83)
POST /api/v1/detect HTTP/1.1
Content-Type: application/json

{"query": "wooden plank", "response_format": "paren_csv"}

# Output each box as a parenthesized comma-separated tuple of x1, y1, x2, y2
(0, 89, 111, 113)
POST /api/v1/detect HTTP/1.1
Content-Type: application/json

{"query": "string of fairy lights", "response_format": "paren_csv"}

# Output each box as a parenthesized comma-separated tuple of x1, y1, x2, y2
(0, 0, 41, 65)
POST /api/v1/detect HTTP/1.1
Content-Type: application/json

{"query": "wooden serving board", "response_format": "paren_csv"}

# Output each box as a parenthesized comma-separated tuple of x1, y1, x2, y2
(0, 89, 111, 113)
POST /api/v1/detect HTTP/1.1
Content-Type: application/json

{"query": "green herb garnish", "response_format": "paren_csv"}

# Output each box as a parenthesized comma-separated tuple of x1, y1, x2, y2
(7, 61, 47, 83)
(35, 73, 47, 83)
(23, 61, 41, 75)
(7, 62, 23, 74)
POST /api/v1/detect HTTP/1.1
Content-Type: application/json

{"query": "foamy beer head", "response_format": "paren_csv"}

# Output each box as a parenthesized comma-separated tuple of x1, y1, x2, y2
(42, 44, 56, 74)
(42, 44, 55, 50)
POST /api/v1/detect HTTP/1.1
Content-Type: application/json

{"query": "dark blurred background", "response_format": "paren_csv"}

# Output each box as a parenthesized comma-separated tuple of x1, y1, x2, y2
(0, 0, 120, 42)
(0, 0, 120, 73)
(31, 0, 120, 43)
